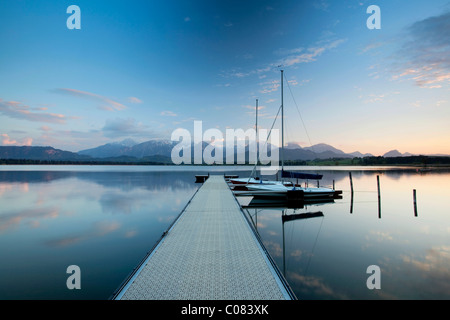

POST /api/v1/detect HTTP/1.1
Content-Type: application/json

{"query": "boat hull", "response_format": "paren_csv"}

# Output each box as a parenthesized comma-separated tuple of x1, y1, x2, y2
(244, 185, 337, 199)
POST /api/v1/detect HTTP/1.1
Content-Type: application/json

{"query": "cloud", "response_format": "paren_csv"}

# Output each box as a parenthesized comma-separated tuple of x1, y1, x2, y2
(128, 97, 143, 104)
(1, 133, 32, 147)
(312, 0, 330, 11)
(31, 119, 162, 151)
(220, 39, 345, 84)
(0, 99, 67, 124)
(436, 100, 448, 107)
(1, 133, 18, 145)
(102, 117, 160, 139)
(259, 79, 280, 94)
(55, 88, 127, 111)
(33, 129, 108, 152)
(391, 11, 450, 88)
(243, 104, 266, 111)
(274, 47, 305, 56)
(361, 42, 384, 53)
(160, 110, 177, 117)
(39, 126, 52, 132)
(359, 91, 399, 104)
(278, 39, 346, 67)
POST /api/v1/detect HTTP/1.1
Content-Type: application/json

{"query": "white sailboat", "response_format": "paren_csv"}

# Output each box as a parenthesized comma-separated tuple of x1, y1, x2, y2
(245, 69, 337, 199)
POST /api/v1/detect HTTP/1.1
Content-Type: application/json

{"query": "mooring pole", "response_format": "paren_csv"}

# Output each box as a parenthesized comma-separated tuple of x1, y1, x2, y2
(349, 172, 354, 214)
(413, 189, 418, 217)
(350, 191, 354, 214)
(349, 172, 354, 194)
(377, 175, 381, 219)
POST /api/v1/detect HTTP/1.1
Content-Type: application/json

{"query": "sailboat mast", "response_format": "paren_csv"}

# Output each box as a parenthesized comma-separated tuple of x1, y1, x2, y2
(281, 69, 284, 172)
(256, 98, 258, 166)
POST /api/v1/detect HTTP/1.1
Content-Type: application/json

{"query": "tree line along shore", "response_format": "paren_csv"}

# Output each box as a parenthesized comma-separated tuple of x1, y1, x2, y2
(1, 155, 450, 167)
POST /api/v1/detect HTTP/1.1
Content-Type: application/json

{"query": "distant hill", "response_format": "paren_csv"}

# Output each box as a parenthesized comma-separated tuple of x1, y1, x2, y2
(303, 143, 347, 156)
(0, 146, 91, 161)
(383, 149, 403, 157)
(383, 149, 415, 157)
(79, 139, 177, 159)
(349, 151, 375, 158)
(78, 139, 138, 158)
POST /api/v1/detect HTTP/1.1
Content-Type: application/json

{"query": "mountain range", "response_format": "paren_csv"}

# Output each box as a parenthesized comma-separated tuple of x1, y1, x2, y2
(1, 139, 446, 163)
(80, 140, 377, 161)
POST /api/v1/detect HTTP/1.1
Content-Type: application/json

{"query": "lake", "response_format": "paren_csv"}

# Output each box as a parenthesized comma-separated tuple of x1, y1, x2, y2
(0, 165, 449, 300)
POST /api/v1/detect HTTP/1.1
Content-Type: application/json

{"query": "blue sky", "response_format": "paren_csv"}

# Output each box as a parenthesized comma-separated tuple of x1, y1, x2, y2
(0, 0, 449, 155)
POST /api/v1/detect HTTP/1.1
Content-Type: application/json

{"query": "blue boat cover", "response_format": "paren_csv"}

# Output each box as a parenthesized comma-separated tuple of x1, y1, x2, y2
(281, 170, 323, 180)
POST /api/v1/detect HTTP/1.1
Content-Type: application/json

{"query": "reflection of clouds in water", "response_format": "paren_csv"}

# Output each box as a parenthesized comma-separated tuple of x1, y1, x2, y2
(100, 192, 142, 215)
(370, 231, 394, 242)
(99, 188, 192, 215)
(288, 272, 348, 299)
(0, 182, 30, 204)
(0, 207, 59, 233)
(290, 249, 304, 260)
(0, 182, 29, 196)
(401, 246, 450, 297)
(263, 240, 283, 258)
(158, 215, 176, 224)
(377, 246, 450, 299)
(44, 220, 121, 247)
(362, 230, 401, 251)
(124, 229, 138, 238)
(0, 183, 14, 196)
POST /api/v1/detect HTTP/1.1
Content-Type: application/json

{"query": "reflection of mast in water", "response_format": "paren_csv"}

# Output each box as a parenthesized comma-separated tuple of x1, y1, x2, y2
(281, 210, 324, 277)
(243, 199, 329, 277)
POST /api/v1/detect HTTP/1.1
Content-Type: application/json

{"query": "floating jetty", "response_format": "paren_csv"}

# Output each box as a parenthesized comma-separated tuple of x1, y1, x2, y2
(111, 175, 296, 300)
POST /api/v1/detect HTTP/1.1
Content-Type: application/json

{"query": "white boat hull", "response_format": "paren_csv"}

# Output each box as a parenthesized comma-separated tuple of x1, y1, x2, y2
(230, 178, 284, 185)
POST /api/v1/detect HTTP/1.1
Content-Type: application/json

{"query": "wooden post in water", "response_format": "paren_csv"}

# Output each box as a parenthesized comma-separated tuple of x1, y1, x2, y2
(349, 172, 354, 194)
(413, 189, 418, 217)
(350, 191, 354, 214)
(349, 172, 354, 214)
(377, 175, 381, 219)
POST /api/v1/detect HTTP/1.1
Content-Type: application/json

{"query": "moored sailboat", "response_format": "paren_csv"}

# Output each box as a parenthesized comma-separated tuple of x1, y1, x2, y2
(239, 69, 338, 199)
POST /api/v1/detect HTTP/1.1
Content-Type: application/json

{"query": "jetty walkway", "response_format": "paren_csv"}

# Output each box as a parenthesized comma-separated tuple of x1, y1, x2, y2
(112, 175, 295, 300)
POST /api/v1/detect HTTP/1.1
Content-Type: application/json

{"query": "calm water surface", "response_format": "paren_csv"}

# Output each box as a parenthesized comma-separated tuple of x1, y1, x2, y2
(0, 165, 448, 299)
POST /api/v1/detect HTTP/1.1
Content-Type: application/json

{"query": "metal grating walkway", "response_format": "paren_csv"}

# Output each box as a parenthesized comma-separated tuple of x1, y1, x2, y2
(113, 175, 295, 300)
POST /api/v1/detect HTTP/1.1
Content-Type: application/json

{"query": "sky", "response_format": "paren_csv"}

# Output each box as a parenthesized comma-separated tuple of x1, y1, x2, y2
(0, 0, 449, 156)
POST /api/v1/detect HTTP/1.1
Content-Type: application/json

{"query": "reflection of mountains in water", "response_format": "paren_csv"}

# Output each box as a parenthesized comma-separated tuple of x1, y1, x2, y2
(1, 166, 440, 191)
(0, 170, 198, 192)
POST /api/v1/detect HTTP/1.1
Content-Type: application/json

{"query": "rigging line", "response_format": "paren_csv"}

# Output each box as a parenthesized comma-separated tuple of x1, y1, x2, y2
(293, 217, 307, 269)
(285, 218, 296, 272)
(304, 216, 324, 277)
(283, 72, 317, 158)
